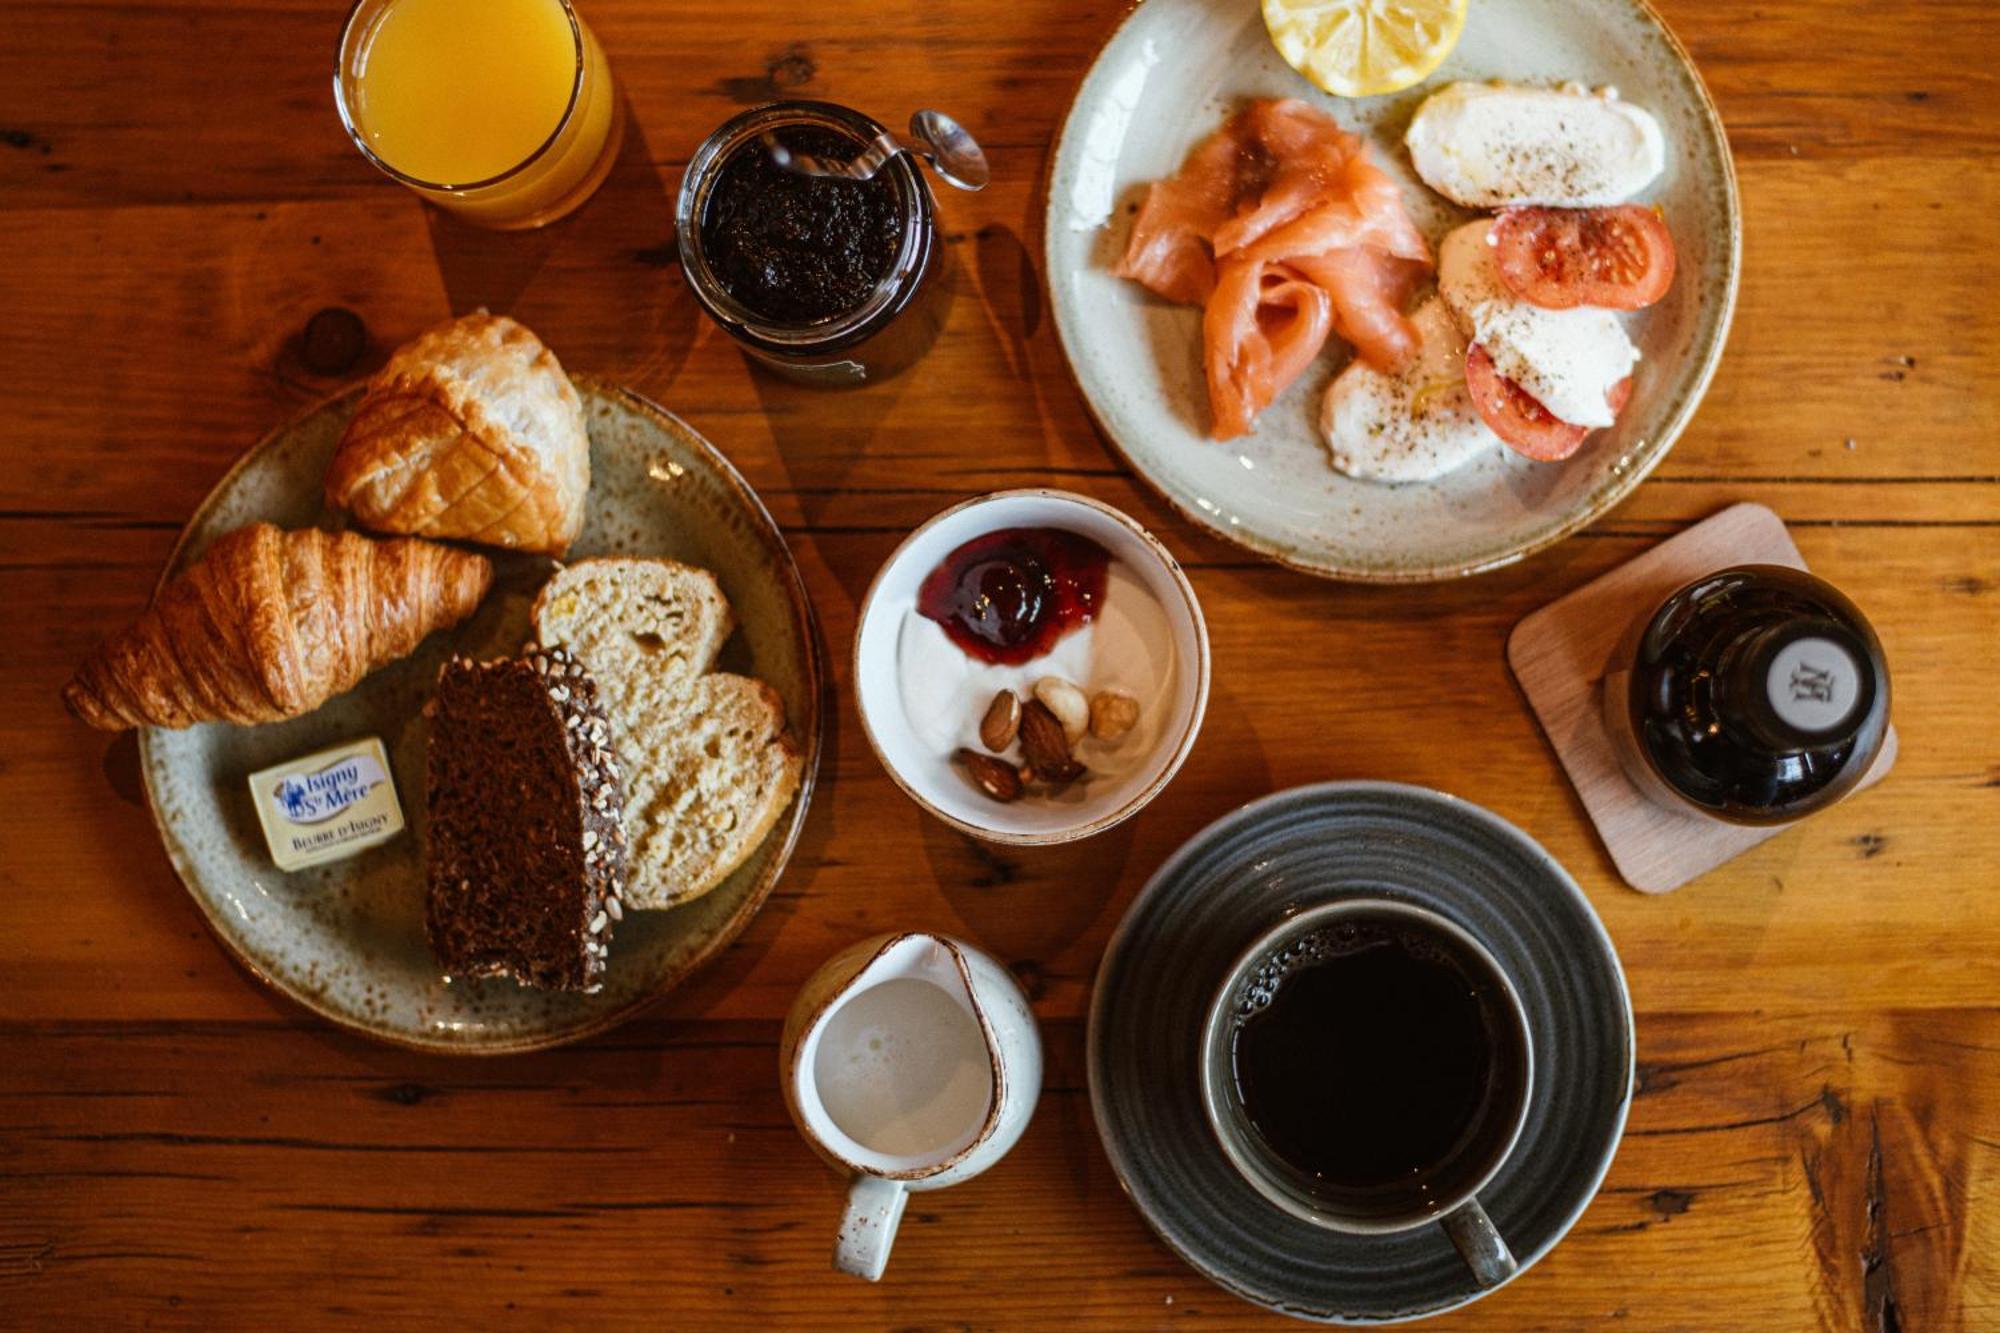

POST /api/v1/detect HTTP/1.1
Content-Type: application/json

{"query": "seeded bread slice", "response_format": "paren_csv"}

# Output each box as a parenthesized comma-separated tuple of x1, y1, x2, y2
(424, 648, 627, 992)
(533, 560, 802, 910)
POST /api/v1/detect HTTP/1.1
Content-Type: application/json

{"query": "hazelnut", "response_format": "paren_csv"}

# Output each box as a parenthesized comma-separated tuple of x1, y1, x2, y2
(1090, 691, 1140, 742)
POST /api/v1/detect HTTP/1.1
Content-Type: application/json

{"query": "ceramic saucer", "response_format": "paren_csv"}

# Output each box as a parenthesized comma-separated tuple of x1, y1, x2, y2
(1087, 781, 1634, 1323)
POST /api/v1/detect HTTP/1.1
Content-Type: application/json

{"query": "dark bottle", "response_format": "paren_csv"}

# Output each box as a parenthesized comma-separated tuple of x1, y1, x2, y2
(1602, 565, 1890, 826)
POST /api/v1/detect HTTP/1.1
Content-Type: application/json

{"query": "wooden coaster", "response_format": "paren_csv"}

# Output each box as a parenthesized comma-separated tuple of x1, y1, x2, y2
(1507, 503, 1898, 894)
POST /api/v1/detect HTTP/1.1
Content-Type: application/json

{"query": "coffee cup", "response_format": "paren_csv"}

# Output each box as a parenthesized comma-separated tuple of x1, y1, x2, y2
(1199, 899, 1533, 1287)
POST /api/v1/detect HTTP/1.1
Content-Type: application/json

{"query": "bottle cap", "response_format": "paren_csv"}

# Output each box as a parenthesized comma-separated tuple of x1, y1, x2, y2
(1760, 624, 1864, 736)
(1738, 621, 1876, 750)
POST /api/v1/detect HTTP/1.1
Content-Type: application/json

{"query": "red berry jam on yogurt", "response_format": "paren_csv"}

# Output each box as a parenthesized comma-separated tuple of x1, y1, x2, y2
(915, 527, 1111, 666)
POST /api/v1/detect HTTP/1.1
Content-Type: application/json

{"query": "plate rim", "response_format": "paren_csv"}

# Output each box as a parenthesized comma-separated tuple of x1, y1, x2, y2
(1085, 779, 1636, 1322)
(1041, 0, 1743, 583)
(136, 375, 825, 1055)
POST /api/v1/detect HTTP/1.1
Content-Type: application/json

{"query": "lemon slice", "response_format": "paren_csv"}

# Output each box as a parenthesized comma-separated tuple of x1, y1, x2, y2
(1262, 0, 1468, 98)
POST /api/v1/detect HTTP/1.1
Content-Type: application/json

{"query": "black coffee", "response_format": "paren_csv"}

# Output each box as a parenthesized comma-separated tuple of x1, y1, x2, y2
(1229, 915, 1517, 1195)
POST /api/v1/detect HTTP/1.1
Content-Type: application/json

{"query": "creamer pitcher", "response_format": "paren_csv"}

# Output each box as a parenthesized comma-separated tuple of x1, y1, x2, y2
(780, 932, 1042, 1280)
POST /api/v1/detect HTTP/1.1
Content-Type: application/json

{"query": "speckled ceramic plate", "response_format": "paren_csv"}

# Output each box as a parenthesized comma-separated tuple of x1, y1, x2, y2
(1046, 0, 1739, 581)
(139, 378, 821, 1053)
(1088, 782, 1634, 1323)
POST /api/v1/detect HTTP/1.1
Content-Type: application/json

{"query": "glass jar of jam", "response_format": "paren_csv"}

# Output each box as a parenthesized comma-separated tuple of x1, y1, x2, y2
(1602, 565, 1891, 826)
(675, 101, 950, 386)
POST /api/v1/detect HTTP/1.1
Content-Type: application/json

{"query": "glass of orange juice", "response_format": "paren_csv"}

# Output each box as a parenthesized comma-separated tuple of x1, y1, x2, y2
(334, 0, 625, 229)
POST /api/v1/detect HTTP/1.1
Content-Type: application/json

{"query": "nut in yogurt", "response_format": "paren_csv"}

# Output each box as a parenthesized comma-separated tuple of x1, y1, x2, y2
(1019, 698, 1086, 789)
(1033, 676, 1090, 745)
(955, 748, 1023, 802)
(980, 689, 1022, 752)
(1090, 690, 1140, 742)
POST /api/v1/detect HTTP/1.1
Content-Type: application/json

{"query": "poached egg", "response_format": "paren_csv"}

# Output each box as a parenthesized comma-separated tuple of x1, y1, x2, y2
(1321, 298, 1503, 482)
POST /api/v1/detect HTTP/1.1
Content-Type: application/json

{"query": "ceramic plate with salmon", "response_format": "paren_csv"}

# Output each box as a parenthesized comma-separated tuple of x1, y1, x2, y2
(1045, 0, 1738, 581)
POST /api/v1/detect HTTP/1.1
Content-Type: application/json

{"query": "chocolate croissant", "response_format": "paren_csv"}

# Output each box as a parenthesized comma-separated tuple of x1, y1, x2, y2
(323, 312, 589, 556)
(63, 523, 492, 731)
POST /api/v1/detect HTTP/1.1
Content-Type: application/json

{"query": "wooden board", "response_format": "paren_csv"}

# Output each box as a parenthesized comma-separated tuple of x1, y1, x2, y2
(1509, 502, 1898, 894)
(2, 1, 1998, 1329)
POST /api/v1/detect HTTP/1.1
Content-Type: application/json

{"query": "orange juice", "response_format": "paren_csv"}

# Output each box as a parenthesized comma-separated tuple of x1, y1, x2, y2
(338, 0, 623, 229)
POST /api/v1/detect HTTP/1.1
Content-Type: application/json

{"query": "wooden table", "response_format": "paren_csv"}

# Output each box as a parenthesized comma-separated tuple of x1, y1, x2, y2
(4, 1, 1996, 1326)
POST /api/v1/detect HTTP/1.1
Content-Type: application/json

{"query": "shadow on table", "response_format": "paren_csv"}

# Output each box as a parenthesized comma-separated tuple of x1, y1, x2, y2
(748, 347, 922, 613)
(421, 98, 701, 389)
(923, 812, 1137, 983)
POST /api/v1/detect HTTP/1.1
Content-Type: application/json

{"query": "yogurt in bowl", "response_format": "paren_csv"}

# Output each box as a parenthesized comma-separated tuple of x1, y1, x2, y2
(856, 490, 1210, 844)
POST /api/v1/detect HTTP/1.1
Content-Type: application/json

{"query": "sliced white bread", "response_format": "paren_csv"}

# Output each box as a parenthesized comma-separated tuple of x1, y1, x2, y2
(533, 559, 802, 910)
(533, 559, 736, 694)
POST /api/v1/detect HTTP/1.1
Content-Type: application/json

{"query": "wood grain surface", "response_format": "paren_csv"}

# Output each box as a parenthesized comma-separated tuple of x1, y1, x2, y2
(2, 0, 1996, 1328)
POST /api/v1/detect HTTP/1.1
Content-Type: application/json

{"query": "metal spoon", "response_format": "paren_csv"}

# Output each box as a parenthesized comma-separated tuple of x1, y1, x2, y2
(762, 110, 989, 192)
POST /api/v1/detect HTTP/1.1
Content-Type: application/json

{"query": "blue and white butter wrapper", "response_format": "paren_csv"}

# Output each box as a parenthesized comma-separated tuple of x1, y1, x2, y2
(248, 737, 406, 872)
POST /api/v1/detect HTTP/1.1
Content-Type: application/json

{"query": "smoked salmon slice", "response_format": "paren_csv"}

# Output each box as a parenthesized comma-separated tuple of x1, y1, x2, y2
(1114, 98, 1431, 437)
(1115, 119, 1273, 306)
(1291, 248, 1429, 372)
(1204, 258, 1335, 441)
(1224, 150, 1430, 269)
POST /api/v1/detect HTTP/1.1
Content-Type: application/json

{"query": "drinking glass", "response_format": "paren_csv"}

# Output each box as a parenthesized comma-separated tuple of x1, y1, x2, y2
(334, 0, 624, 229)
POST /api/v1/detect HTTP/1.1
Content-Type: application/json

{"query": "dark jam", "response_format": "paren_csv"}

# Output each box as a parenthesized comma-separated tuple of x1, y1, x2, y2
(1620, 565, 1889, 825)
(698, 126, 905, 325)
(916, 527, 1111, 666)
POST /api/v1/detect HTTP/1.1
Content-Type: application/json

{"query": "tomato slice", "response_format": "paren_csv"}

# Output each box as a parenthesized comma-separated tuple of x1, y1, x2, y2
(1490, 206, 1677, 311)
(1465, 345, 1632, 462)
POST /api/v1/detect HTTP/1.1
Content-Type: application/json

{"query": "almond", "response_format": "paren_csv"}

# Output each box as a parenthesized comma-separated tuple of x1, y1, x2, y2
(1090, 691, 1140, 742)
(1019, 698, 1086, 788)
(1034, 676, 1089, 744)
(980, 690, 1021, 752)
(955, 748, 1023, 802)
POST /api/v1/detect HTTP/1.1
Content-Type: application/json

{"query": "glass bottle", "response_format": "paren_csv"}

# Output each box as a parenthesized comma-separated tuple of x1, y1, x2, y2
(334, 0, 625, 230)
(1602, 565, 1890, 826)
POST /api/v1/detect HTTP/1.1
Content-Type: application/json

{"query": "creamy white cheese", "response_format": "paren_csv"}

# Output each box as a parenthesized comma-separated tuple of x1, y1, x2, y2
(1406, 81, 1665, 209)
(1321, 298, 1502, 482)
(895, 562, 1175, 783)
(1438, 220, 1638, 428)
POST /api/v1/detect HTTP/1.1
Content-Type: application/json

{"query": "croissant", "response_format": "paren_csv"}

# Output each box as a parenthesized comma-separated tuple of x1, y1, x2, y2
(324, 313, 589, 556)
(63, 523, 493, 731)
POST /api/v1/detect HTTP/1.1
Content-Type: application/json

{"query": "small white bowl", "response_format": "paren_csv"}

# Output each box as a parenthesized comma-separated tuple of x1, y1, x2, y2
(855, 490, 1210, 845)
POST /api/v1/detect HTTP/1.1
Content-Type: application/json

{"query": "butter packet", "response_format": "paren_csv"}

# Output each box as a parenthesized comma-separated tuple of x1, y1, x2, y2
(248, 737, 406, 872)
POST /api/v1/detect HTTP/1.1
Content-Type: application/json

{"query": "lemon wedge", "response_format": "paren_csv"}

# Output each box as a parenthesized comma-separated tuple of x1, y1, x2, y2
(1262, 0, 1468, 98)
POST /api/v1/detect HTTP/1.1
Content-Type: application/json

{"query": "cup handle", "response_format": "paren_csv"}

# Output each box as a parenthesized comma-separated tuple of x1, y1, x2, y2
(1440, 1196, 1517, 1288)
(833, 1175, 909, 1281)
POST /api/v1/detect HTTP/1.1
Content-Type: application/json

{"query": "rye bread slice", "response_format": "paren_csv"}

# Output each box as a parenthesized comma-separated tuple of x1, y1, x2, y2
(533, 560, 802, 910)
(425, 648, 627, 991)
